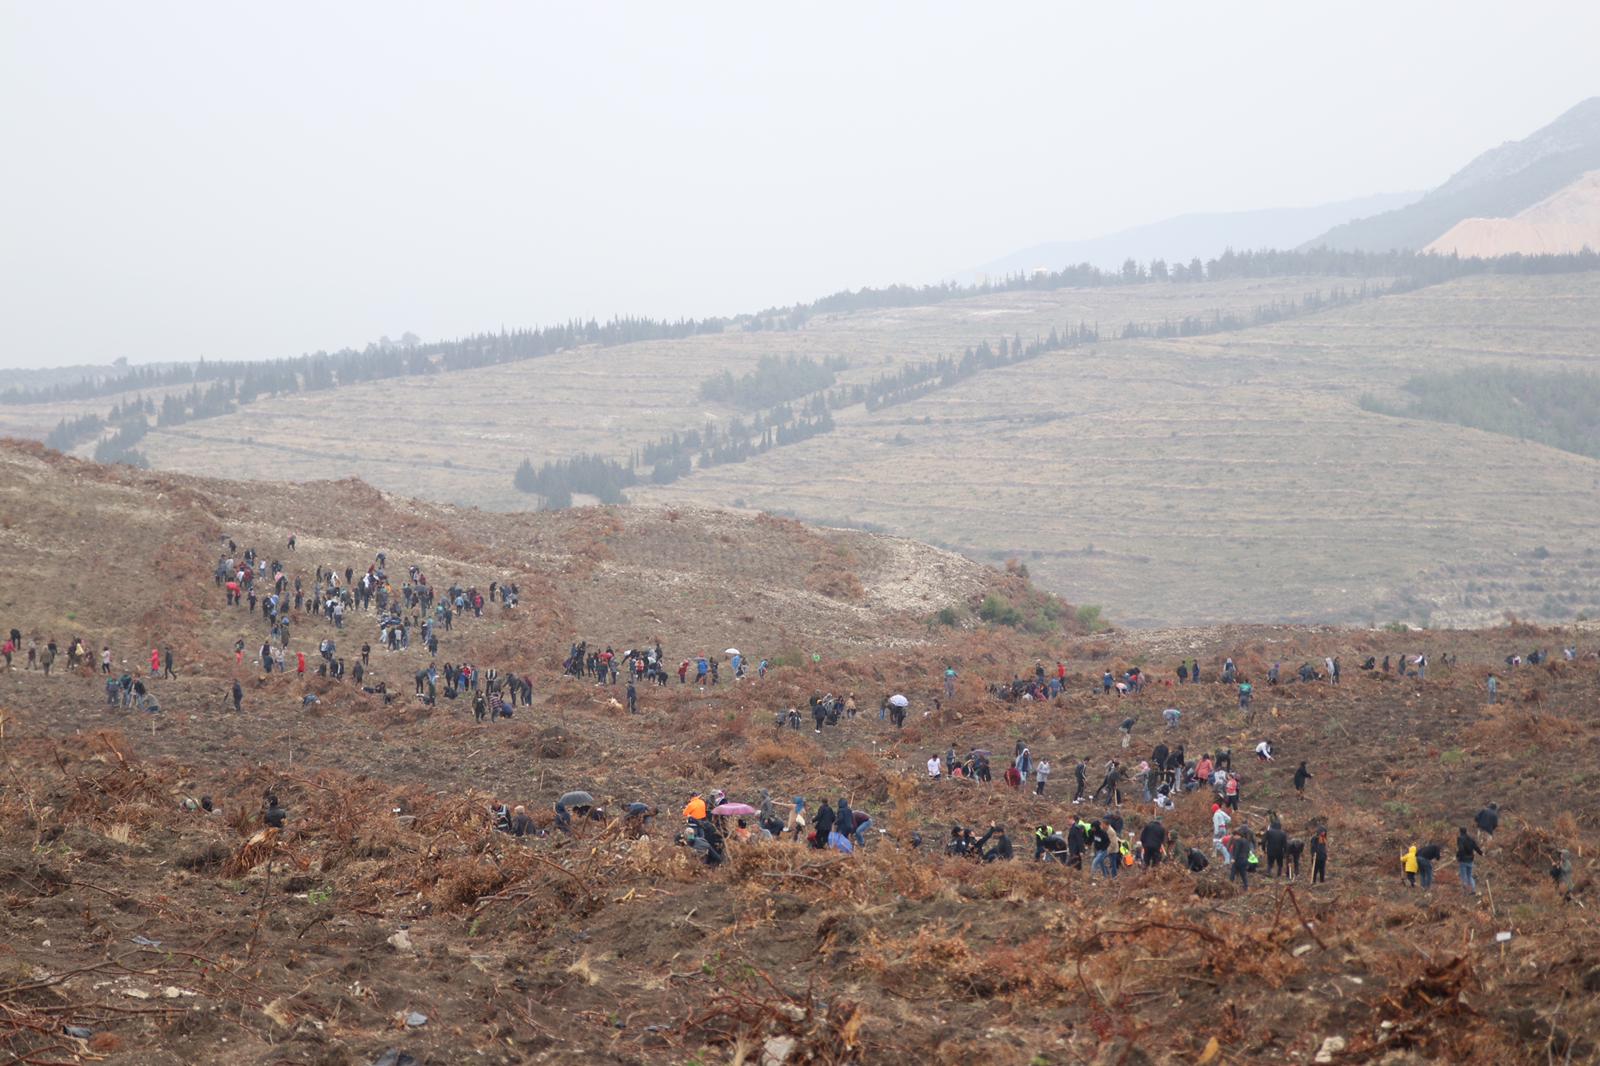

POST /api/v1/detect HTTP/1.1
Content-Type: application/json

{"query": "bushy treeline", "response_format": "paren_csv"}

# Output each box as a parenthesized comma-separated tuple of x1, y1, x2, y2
(740, 246, 1600, 331)
(513, 454, 637, 509)
(158, 381, 237, 425)
(1118, 282, 1391, 340)
(698, 353, 846, 409)
(1361, 365, 1600, 460)
(91, 415, 151, 467)
(45, 382, 237, 464)
(43, 411, 105, 452)
(849, 325, 1096, 412)
(519, 398, 840, 505)
(12, 315, 732, 407)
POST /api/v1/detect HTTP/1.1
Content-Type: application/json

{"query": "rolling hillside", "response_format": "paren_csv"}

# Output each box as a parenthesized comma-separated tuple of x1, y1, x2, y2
(1, 440, 1597, 1063)
(633, 273, 1600, 626)
(121, 269, 1599, 629)
(111, 276, 1331, 509)
(5, 269, 1600, 628)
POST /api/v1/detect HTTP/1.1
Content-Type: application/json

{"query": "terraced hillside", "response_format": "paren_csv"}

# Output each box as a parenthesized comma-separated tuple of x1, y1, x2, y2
(633, 273, 1600, 626)
(5, 272, 1599, 627)
(120, 277, 1332, 509)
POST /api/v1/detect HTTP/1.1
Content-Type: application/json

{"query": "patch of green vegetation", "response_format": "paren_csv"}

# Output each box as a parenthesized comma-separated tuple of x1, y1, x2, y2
(1361, 366, 1600, 460)
(1076, 604, 1105, 632)
(1440, 748, 1465, 765)
(978, 594, 1024, 628)
(978, 591, 1070, 634)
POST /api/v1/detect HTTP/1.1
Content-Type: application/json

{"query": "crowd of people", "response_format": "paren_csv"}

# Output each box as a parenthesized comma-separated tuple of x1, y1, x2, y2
(8, 529, 1589, 911)
(208, 537, 536, 714)
(562, 641, 768, 689)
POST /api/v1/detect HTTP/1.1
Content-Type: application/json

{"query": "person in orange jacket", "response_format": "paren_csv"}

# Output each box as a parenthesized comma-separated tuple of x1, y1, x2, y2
(683, 793, 707, 821)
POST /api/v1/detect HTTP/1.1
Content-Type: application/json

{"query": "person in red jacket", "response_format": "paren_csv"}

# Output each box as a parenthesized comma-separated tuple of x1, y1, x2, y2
(150, 648, 161, 673)
(296, 651, 306, 675)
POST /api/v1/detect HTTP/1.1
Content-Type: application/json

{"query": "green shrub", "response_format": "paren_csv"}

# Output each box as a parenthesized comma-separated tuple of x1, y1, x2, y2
(978, 594, 1023, 628)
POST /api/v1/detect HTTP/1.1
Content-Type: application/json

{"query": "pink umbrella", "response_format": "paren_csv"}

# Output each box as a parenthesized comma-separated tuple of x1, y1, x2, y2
(711, 802, 758, 817)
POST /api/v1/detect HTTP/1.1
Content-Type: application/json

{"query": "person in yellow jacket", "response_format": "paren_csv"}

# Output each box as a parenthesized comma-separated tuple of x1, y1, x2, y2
(683, 793, 707, 821)
(1400, 844, 1419, 888)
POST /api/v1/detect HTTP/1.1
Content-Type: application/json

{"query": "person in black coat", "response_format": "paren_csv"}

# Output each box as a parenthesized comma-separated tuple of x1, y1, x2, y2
(1263, 823, 1289, 877)
(1416, 842, 1442, 889)
(812, 801, 835, 848)
(701, 819, 726, 866)
(1066, 820, 1088, 867)
(1286, 838, 1305, 879)
(1088, 821, 1111, 869)
(1166, 746, 1186, 790)
(1139, 818, 1167, 866)
(835, 799, 854, 842)
(1456, 827, 1483, 893)
(1230, 834, 1251, 890)
(1093, 763, 1122, 806)
(1310, 829, 1329, 884)
(1293, 761, 1312, 798)
(1186, 847, 1209, 872)
(975, 823, 1013, 862)
(1474, 803, 1499, 838)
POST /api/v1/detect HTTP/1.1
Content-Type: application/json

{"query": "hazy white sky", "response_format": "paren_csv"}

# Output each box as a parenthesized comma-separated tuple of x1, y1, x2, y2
(2, 2, 1597, 368)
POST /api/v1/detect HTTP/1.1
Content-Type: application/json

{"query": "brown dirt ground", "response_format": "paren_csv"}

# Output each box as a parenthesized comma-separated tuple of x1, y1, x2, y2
(2, 442, 1598, 1065)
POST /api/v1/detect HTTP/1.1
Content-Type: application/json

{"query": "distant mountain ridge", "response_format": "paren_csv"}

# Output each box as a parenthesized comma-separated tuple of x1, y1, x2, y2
(969, 192, 1420, 278)
(1304, 97, 1600, 252)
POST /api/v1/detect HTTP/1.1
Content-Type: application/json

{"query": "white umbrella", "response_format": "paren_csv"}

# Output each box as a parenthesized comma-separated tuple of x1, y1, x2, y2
(889, 694, 909, 708)
(725, 648, 741, 657)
